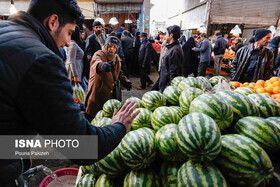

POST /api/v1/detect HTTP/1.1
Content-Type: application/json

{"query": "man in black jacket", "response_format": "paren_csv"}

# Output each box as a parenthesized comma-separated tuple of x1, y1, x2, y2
(213, 32, 227, 76)
(137, 32, 154, 90)
(121, 30, 134, 76)
(0, 0, 138, 186)
(159, 25, 183, 92)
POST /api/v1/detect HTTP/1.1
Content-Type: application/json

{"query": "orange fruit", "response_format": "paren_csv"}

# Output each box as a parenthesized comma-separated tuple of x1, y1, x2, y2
(229, 81, 241, 88)
(265, 84, 274, 94)
(273, 94, 280, 99)
(276, 99, 280, 104)
(248, 83, 255, 89)
(262, 92, 271, 97)
(243, 82, 249, 86)
(256, 87, 266, 93)
(256, 80, 265, 87)
(273, 86, 280, 94)
(270, 77, 279, 83)
(273, 81, 280, 87)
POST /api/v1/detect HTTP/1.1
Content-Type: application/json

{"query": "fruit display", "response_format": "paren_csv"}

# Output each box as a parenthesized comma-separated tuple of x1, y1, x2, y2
(78, 75, 280, 187)
(223, 49, 235, 59)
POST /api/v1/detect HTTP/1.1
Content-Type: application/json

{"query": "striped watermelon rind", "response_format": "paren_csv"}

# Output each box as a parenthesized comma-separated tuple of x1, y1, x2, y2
(177, 160, 228, 187)
(266, 117, 280, 130)
(103, 99, 122, 117)
(169, 106, 185, 118)
(215, 134, 273, 186)
(179, 87, 204, 115)
(151, 106, 181, 131)
(177, 113, 221, 162)
(189, 94, 233, 131)
(196, 76, 213, 91)
(125, 97, 143, 108)
(123, 168, 160, 187)
(248, 93, 280, 117)
(216, 91, 259, 121)
(209, 76, 228, 86)
(155, 124, 187, 162)
(77, 173, 96, 187)
(171, 76, 185, 87)
(95, 174, 118, 187)
(160, 161, 182, 187)
(235, 116, 280, 152)
(234, 87, 255, 96)
(95, 110, 105, 119)
(178, 77, 206, 91)
(120, 127, 156, 170)
(131, 108, 152, 130)
(163, 86, 182, 106)
(94, 117, 112, 127)
(142, 91, 166, 111)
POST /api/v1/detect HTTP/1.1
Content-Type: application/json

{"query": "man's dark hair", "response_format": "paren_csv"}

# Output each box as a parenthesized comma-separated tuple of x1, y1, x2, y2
(200, 33, 207, 38)
(92, 21, 102, 27)
(121, 24, 125, 27)
(123, 30, 130, 36)
(166, 25, 181, 40)
(28, 0, 84, 27)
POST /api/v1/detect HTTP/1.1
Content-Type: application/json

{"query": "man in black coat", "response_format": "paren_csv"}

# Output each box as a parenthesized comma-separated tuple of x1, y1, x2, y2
(121, 30, 134, 75)
(159, 25, 183, 92)
(0, 0, 138, 185)
(213, 32, 227, 75)
(137, 32, 154, 89)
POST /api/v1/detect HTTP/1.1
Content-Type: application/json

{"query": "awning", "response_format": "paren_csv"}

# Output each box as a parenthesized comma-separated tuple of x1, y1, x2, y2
(95, 0, 143, 3)
(96, 3, 142, 14)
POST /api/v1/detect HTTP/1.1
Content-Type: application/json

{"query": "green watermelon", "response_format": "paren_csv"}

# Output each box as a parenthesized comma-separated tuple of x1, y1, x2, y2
(169, 106, 185, 118)
(196, 76, 212, 91)
(189, 94, 233, 131)
(160, 161, 182, 187)
(80, 165, 95, 175)
(178, 77, 206, 91)
(171, 76, 185, 87)
(266, 117, 280, 130)
(95, 174, 119, 187)
(131, 108, 152, 130)
(155, 124, 187, 161)
(209, 76, 228, 86)
(216, 91, 259, 121)
(120, 127, 156, 170)
(235, 116, 280, 152)
(179, 87, 204, 115)
(151, 106, 181, 131)
(77, 173, 96, 187)
(142, 91, 166, 111)
(125, 97, 143, 108)
(163, 86, 182, 106)
(177, 113, 221, 162)
(95, 110, 105, 119)
(234, 87, 255, 96)
(248, 93, 280, 117)
(103, 99, 122, 117)
(94, 144, 127, 178)
(123, 168, 160, 187)
(94, 117, 112, 127)
(177, 160, 228, 187)
(215, 134, 273, 186)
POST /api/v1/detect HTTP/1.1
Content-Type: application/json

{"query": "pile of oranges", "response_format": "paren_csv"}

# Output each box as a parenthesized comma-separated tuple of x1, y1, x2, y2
(224, 49, 235, 59)
(229, 77, 280, 103)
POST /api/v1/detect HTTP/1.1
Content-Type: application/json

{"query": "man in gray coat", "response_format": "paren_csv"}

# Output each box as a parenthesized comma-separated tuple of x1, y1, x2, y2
(193, 33, 212, 76)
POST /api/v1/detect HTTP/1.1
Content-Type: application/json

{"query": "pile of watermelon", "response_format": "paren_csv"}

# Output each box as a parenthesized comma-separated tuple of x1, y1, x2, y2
(77, 76, 280, 187)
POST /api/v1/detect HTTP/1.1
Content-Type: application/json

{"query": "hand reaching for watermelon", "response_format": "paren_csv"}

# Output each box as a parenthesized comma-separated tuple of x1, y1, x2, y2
(112, 101, 140, 132)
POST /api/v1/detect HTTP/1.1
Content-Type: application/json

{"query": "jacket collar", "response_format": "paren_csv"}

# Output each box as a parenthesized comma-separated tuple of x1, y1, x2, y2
(166, 40, 179, 49)
(141, 38, 148, 44)
(8, 11, 62, 58)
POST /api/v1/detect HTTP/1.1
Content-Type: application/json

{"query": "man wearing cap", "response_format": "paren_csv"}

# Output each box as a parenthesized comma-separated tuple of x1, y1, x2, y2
(85, 36, 127, 119)
(231, 29, 274, 83)
(137, 32, 154, 90)
(213, 32, 228, 76)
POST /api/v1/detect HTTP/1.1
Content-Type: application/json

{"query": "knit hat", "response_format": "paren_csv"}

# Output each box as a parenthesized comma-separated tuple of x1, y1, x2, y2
(140, 32, 148, 37)
(254, 29, 272, 41)
(248, 37, 255, 43)
(105, 36, 120, 46)
(216, 32, 221, 36)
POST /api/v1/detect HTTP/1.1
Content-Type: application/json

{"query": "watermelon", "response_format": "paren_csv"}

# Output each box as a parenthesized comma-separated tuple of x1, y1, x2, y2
(215, 134, 273, 186)
(94, 117, 112, 127)
(120, 127, 156, 170)
(178, 77, 206, 91)
(155, 124, 187, 161)
(131, 108, 152, 130)
(77, 173, 96, 187)
(177, 160, 228, 187)
(179, 87, 204, 115)
(235, 116, 280, 152)
(163, 86, 182, 106)
(266, 117, 280, 130)
(123, 168, 160, 187)
(95, 174, 119, 187)
(196, 76, 212, 91)
(177, 113, 221, 162)
(125, 97, 143, 108)
(95, 110, 105, 119)
(169, 106, 185, 118)
(248, 93, 280, 117)
(142, 91, 166, 111)
(94, 144, 127, 178)
(80, 165, 95, 175)
(103, 99, 122, 117)
(189, 94, 233, 131)
(234, 87, 255, 96)
(160, 161, 182, 187)
(151, 106, 181, 131)
(171, 76, 185, 87)
(209, 76, 228, 86)
(216, 91, 259, 121)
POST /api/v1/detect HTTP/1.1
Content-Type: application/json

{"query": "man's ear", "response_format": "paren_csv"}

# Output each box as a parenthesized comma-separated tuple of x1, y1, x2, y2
(44, 14, 59, 32)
